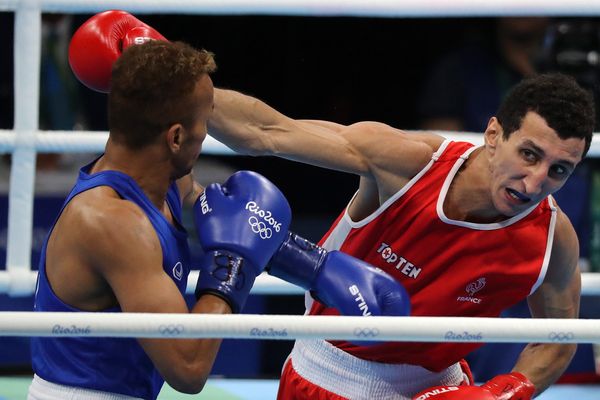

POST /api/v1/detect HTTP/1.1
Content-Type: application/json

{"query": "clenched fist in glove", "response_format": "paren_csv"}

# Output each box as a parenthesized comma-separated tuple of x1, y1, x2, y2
(268, 233, 411, 319)
(69, 10, 167, 92)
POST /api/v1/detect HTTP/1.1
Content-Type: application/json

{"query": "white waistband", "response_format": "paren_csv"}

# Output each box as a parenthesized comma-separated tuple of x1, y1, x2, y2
(28, 375, 143, 400)
(290, 340, 465, 400)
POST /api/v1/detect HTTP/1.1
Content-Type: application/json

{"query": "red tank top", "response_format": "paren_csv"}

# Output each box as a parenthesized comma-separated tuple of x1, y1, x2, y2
(309, 140, 556, 371)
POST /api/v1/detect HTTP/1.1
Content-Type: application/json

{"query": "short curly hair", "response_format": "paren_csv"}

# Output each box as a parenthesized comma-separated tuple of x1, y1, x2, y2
(496, 73, 595, 156)
(109, 41, 216, 149)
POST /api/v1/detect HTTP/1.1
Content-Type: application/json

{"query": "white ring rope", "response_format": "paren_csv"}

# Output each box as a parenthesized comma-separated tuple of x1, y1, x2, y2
(5, 130, 600, 156)
(0, 130, 236, 154)
(1, 270, 599, 297)
(0, 312, 598, 343)
(1, 0, 600, 17)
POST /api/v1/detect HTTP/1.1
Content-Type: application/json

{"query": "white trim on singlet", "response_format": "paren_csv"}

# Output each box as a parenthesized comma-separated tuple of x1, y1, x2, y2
(28, 375, 143, 400)
(289, 340, 465, 400)
(529, 196, 558, 295)
(340, 140, 453, 230)
(321, 218, 353, 251)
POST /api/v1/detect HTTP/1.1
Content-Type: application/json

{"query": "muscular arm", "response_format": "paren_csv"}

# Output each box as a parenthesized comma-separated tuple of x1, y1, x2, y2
(79, 194, 227, 394)
(513, 208, 581, 396)
(209, 88, 438, 186)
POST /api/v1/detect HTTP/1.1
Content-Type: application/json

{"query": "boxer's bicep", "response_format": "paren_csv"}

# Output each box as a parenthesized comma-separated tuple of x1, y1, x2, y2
(341, 122, 439, 181)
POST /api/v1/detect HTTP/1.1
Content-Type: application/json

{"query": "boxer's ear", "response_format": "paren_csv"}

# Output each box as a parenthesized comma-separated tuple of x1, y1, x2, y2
(483, 117, 503, 155)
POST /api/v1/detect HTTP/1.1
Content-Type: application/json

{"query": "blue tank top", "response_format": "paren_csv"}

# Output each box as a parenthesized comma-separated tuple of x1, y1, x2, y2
(31, 159, 191, 400)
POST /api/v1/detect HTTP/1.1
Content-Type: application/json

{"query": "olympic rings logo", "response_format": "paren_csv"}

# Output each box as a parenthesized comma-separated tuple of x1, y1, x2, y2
(548, 332, 575, 342)
(248, 216, 272, 239)
(158, 324, 185, 336)
(353, 327, 380, 338)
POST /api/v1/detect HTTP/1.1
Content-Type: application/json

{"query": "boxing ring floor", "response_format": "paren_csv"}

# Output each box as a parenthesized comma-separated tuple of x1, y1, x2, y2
(0, 377, 598, 399)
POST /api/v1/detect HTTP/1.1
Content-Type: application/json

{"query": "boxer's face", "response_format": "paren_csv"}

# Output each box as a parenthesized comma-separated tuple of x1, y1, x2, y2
(486, 112, 584, 217)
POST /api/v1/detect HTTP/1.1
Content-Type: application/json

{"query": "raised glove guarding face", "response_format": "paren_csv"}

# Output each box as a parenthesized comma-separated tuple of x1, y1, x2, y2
(194, 171, 292, 313)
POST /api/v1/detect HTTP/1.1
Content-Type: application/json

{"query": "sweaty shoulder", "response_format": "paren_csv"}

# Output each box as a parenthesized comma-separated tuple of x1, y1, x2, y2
(46, 186, 161, 310)
(64, 187, 159, 269)
(343, 121, 444, 182)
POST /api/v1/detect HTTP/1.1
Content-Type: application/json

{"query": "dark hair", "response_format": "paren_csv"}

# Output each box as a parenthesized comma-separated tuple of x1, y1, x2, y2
(496, 73, 595, 156)
(108, 41, 216, 149)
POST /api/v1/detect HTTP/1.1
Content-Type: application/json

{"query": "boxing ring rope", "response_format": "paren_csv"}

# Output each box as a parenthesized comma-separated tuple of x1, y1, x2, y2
(0, 131, 236, 155)
(1, 312, 599, 343)
(2, 0, 600, 298)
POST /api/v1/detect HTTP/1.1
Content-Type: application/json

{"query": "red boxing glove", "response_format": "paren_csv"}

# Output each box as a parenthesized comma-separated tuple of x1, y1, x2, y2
(481, 372, 535, 400)
(68, 10, 167, 93)
(412, 373, 534, 400)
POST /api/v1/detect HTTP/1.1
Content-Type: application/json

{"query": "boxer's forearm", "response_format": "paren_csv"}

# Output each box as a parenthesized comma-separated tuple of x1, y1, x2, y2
(512, 342, 577, 396)
(209, 89, 357, 173)
(209, 88, 289, 156)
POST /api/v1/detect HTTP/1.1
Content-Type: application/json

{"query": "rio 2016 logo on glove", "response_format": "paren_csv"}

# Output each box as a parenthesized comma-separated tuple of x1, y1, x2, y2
(245, 201, 283, 235)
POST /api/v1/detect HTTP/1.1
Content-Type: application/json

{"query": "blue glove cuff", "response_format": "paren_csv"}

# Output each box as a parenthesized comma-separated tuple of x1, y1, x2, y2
(266, 232, 327, 290)
(195, 250, 258, 313)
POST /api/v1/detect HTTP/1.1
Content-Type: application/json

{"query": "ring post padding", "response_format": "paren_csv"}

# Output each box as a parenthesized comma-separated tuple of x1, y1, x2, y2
(6, 0, 41, 296)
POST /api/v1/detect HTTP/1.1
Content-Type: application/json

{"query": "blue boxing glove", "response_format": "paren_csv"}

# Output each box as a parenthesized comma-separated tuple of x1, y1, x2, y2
(194, 171, 291, 313)
(268, 232, 410, 318)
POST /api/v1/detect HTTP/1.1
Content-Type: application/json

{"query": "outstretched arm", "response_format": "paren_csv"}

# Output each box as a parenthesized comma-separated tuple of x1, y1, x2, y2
(210, 88, 438, 182)
(210, 88, 368, 173)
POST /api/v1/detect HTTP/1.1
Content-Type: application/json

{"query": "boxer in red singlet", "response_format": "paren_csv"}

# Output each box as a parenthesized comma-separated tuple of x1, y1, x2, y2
(208, 74, 594, 399)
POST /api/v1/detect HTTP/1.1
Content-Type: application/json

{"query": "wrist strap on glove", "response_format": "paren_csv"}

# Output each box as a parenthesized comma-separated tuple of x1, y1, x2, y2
(195, 250, 257, 313)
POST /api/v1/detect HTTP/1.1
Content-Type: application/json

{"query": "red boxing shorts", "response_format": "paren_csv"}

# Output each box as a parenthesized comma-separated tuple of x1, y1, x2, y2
(276, 340, 472, 400)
